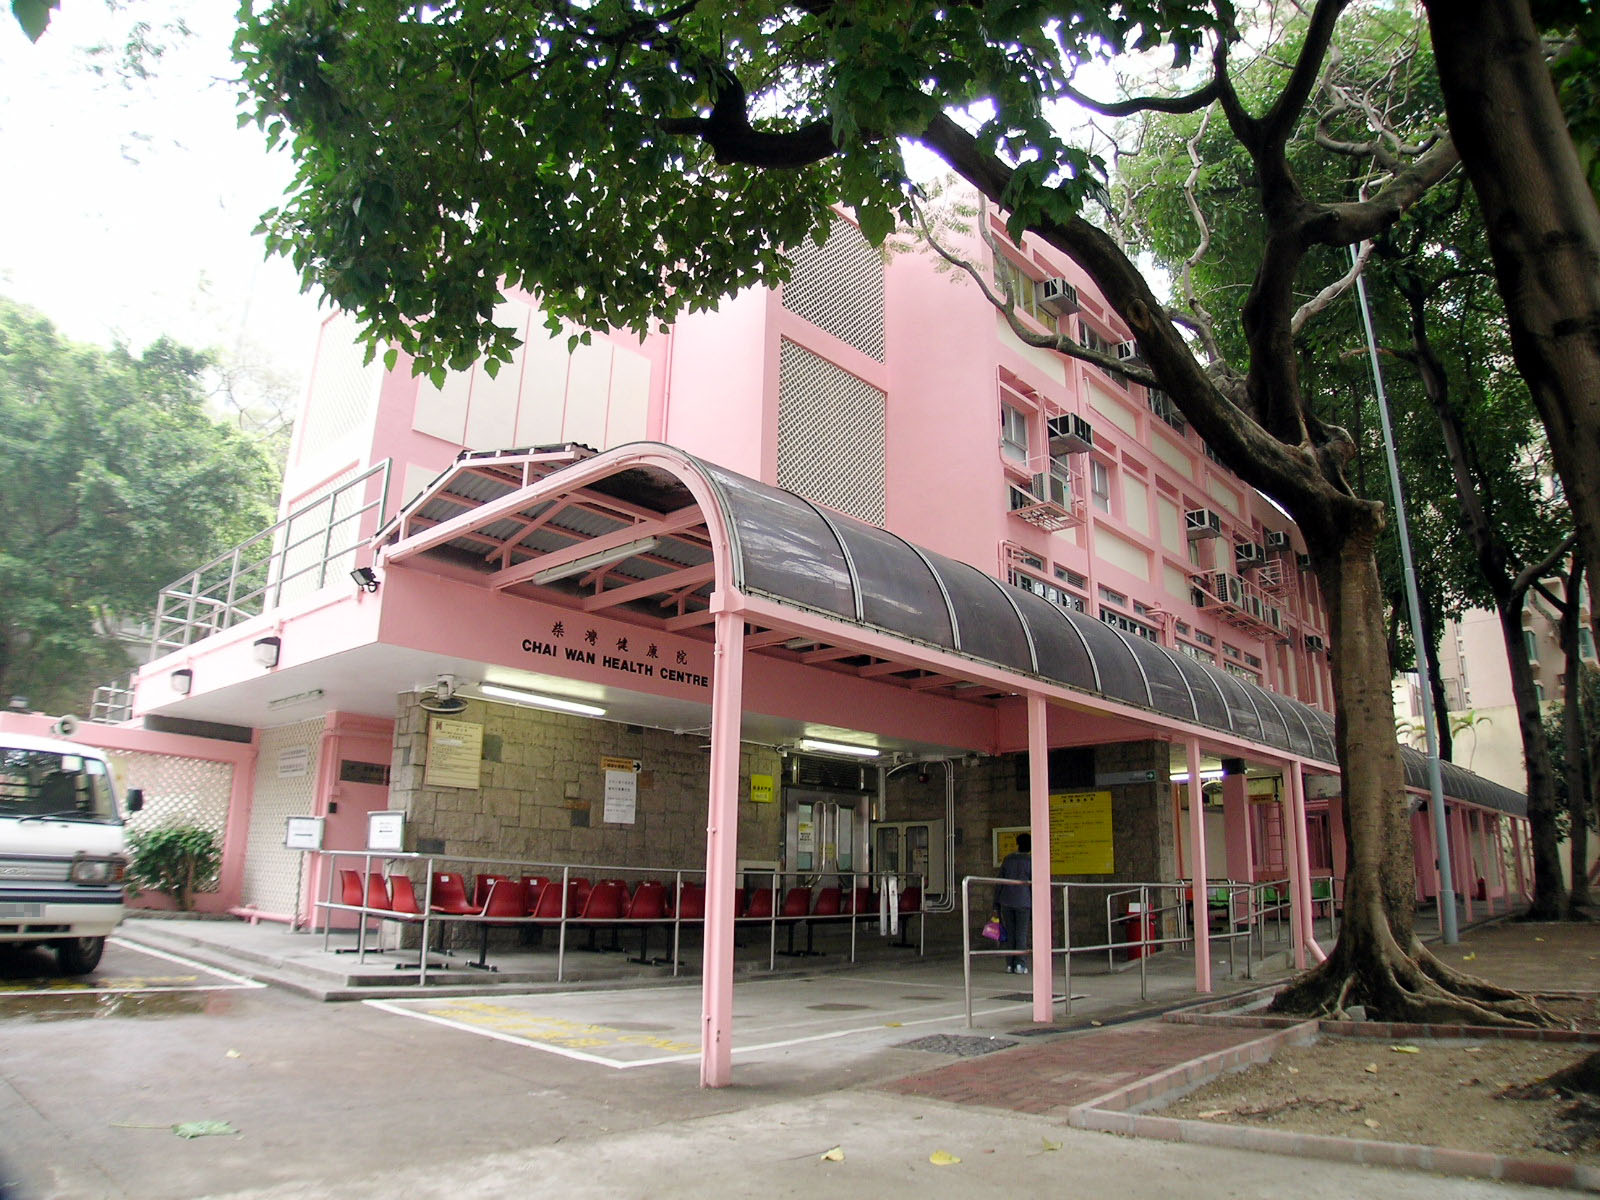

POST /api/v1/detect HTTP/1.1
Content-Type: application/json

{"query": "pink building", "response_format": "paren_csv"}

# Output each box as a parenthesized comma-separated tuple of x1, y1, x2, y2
(28, 206, 1526, 1085)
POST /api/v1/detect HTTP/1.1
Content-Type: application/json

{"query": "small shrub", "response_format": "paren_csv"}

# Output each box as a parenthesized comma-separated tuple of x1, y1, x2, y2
(126, 824, 221, 911)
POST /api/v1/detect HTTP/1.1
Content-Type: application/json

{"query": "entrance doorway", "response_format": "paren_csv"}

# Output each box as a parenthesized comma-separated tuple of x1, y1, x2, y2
(871, 819, 947, 896)
(782, 789, 869, 882)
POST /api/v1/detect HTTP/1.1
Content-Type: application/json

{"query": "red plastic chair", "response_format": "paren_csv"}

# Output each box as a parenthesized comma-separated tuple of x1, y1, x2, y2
(429, 872, 482, 916)
(576, 879, 629, 950)
(521, 875, 550, 913)
(746, 887, 775, 920)
(365, 873, 392, 911)
(778, 886, 815, 956)
(464, 876, 526, 971)
(571, 877, 594, 916)
(894, 885, 923, 947)
(389, 875, 423, 916)
(624, 880, 668, 963)
(339, 869, 365, 908)
(812, 887, 842, 916)
(676, 883, 706, 921)
(845, 886, 874, 917)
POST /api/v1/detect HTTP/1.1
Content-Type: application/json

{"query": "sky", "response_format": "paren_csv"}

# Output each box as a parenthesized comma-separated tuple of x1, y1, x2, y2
(0, 1, 324, 385)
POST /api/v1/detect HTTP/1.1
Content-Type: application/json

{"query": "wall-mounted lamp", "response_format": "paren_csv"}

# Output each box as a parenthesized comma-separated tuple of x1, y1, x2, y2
(350, 566, 380, 593)
(171, 668, 194, 695)
(253, 636, 282, 669)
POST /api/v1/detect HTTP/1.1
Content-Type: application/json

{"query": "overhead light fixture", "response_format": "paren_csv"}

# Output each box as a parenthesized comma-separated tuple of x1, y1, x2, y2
(253, 636, 282, 669)
(530, 536, 660, 586)
(783, 637, 820, 651)
(267, 687, 325, 711)
(171, 668, 194, 695)
(479, 683, 606, 717)
(796, 737, 880, 758)
(1170, 769, 1226, 783)
(350, 566, 380, 593)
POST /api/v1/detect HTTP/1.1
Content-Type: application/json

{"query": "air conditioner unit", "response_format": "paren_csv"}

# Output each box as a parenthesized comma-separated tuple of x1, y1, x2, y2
(1305, 634, 1326, 653)
(1009, 484, 1039, 512)
(1245, 594, 1264, 620)
(1035, 277, 1080, 316)
(1210, 572, 1243, 609)
(1296, 553, 1313, 572)
(1032, 470, 1071, 508)
(1047, 413, 1094, 455)
(1190, 586, 1209, 609)
(1186, 508, 1223, 539)
(1265, 531, 1291, 551)
(1115, 339, 1145, 366)
(1234, 542, 1263, 568)
(1268, 606, 1285, 631)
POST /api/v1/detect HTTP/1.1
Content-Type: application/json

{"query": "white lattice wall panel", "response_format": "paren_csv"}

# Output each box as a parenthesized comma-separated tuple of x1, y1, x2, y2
(776, 340, 887, 525)
(111, 752, 234, 895)
(242, 720, 323, 917)
(781, 221, 885, 361)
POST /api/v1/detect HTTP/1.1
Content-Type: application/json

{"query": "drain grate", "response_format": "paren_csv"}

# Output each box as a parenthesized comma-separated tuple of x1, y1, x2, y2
(894, 1034, 1018, 1056)
(898, 995, 946, 1002)
(806, 1002, 873, 1012)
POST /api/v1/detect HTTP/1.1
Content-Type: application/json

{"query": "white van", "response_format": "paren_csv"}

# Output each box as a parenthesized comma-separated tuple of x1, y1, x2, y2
(0, 731, 143, 974)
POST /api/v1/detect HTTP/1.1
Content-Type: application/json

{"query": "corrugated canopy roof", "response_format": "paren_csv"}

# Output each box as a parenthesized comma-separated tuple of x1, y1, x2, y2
(378, 443, 1526, 817)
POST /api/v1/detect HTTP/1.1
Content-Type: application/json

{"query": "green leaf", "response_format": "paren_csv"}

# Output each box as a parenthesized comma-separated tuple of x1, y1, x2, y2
(11, 0, 58, 42)
(172, 1121, 238, 1140)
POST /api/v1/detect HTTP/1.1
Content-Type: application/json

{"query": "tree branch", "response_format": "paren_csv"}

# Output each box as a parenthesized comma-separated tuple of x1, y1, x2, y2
(1060, 78, 1220, 118)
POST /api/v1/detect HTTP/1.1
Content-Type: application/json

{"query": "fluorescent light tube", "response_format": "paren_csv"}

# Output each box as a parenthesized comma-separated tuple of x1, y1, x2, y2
(796, 738, 880, 758)
(479, 683, 606, 717)
(531, 536, 661, 586)
(1170, 769, 1226, 783)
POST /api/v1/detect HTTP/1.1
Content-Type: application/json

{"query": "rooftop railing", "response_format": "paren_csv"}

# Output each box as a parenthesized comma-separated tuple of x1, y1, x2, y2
(147, 461, 390, 657)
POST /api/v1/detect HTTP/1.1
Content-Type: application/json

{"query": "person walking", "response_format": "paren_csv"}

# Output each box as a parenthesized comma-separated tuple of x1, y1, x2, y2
(997, 832, 1033, 974)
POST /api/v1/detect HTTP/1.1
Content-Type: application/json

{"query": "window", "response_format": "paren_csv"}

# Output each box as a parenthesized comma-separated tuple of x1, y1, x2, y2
(1194, 630, 1215, 647)
(993, 256, 1050, 325)
(1055, 565, 1087, 589)
(1178, 642, 1217, 664)
(1098, 585, 1127, 607)
(1090, 460, 1112, 513)
(1582, 628, 1596, 661)
(1010, 569, 1084, 612)
(1001, 404, 1030, 463)
(1224, 663, 1260, 683)
(1101, 607, 1159, 641)
(1523, 628, 1539, 664)
(1078, 325, 1112, 356)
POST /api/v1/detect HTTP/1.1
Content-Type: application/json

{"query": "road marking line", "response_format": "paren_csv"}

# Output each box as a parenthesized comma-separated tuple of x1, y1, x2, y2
(108, 937, 265, 987)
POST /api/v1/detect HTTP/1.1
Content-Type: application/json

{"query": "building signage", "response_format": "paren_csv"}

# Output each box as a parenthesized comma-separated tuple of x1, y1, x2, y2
(367, 810, 406, 852)
(748, 774, 775, 805)
(519, 623, 709, 689)
(277, 745, 311, 779)
(1049, 790, 1116, 875)
(601, 756, 639, 825)
(424, 718, 483, 789)
(284, 816, 324, 850)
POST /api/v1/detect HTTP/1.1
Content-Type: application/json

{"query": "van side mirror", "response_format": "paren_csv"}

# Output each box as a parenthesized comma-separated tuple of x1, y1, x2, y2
(125, 788, 144, 814)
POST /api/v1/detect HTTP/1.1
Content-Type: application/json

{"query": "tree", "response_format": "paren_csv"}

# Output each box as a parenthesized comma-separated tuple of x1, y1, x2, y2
(1116, 12, 1576, 920)
(234, 0, 1548, 1023)
(1423, 1, 1600, 663)
(0, 298, 277, 714)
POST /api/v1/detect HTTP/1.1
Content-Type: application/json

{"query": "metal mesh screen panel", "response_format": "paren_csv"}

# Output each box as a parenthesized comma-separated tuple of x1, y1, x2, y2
(296, 313, 379, 463)
(242, 720, 323, 917)
(781, 221, 885, 360)
(776, 340, 886, 525)
(113, 752, 234, 896)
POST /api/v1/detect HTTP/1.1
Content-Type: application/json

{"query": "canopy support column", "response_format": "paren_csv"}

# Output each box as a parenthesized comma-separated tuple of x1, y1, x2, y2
(1186, 739, 1212, 994)
(699, 607, 744, 1088)
(1284, 763, 1322, 965)
(1026, 695, 1053, 1022)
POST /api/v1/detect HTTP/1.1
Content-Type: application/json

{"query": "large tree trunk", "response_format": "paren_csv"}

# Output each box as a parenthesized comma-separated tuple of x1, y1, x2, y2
(1423, 622, 1454, 763)
(1561, 562, 1594, 914)
(1499, 603, 1569, 919)
(1271, 507, 1545, 1022)
(1425, 0, 1600, 655)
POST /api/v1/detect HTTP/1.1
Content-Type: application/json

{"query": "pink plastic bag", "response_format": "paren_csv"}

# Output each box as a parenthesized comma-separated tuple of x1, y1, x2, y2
(981, 915, 1005, 941)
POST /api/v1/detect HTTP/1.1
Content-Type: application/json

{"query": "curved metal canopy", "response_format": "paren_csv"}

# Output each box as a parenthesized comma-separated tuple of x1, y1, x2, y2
(379, 443, 1525, 817)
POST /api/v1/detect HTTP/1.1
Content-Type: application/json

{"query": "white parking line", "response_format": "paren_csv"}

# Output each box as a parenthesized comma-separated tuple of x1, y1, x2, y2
(366, 991, 1044, 1070)
(0, 938, 265, 998)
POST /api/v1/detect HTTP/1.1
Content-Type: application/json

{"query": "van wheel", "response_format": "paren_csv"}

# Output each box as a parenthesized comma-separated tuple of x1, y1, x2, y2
(54, 936, 105, 975)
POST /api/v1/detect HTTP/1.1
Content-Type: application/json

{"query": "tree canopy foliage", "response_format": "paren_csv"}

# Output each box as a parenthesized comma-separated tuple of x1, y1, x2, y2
(0, 298, 277, 714)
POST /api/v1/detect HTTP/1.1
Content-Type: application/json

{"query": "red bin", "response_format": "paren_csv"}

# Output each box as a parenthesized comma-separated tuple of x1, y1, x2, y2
(1124, 904, 1156, 960)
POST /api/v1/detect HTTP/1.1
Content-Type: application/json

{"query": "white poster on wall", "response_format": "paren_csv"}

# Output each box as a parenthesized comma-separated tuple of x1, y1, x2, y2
(602, 758, 639, 825)
(278, 745, 311, 779)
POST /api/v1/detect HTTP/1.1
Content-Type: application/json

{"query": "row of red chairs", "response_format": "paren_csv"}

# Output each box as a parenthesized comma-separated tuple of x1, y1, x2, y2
(337, 871, 923, 925)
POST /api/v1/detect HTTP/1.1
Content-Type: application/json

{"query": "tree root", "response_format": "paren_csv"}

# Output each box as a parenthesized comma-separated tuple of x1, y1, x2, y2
(1270, 937, 1565, 1029)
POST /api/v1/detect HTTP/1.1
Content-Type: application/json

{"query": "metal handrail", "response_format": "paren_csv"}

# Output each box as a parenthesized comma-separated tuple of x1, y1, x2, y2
(148, 462, 391, 655)
(312, 850, 923, 985)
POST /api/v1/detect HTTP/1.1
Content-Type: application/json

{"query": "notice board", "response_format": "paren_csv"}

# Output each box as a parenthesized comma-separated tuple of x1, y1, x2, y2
(1048, 790, 1115, 875)
(424, 717, 483, 789)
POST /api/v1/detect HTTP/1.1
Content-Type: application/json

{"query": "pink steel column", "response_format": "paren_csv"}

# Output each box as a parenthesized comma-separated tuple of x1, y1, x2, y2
(217, 744, 258, 914)
(1186, 739, 1212, 993)
(1026, 695, 1053, 1021)
(1453, 807, 1474, 924)
(699, 608, 745, 1088)
(1281, 766, 1312, 968)
(1220, 769, 1252, 882)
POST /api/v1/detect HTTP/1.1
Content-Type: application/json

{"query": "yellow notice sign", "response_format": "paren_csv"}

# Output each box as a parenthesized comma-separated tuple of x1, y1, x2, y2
(1048, 790, 1115, 875)
(748, 774, 775, 804)
(424, 718, 483, 789)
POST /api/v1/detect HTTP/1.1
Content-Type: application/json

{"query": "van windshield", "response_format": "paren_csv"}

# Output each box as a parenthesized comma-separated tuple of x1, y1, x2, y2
(0, 749, 120, 822)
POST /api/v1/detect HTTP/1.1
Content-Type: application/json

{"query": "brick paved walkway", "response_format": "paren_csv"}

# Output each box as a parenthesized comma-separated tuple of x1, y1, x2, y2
(882, 1019, 1267, 1116)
